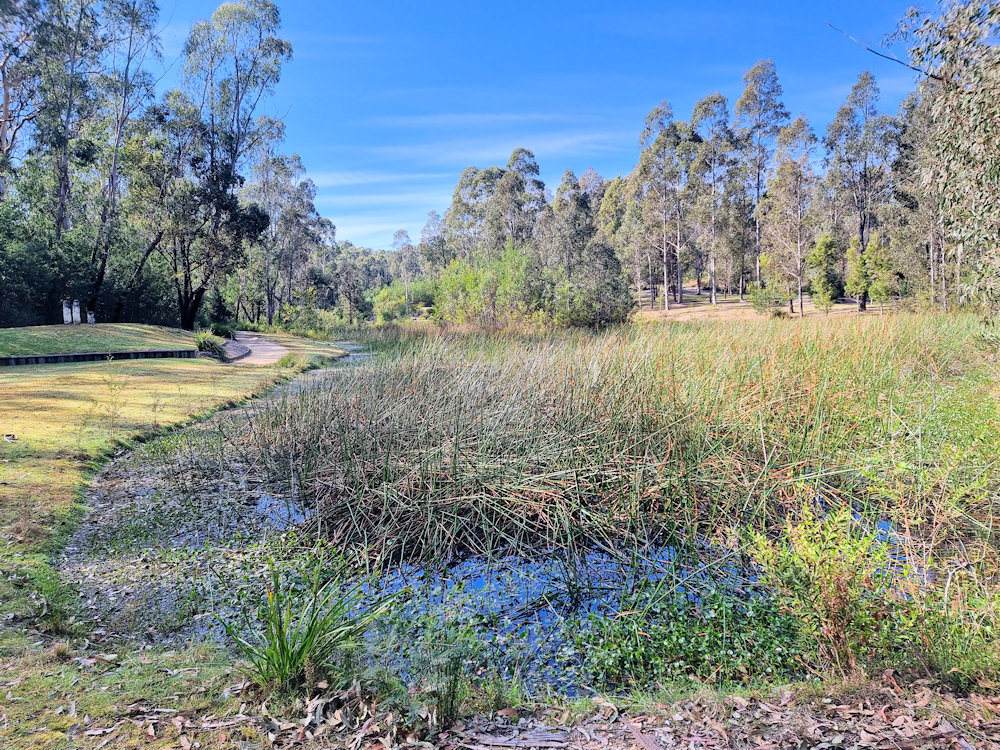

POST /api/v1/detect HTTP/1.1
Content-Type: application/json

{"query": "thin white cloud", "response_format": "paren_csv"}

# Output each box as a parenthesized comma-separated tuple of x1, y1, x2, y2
(368, 112, 573, 128)
(314, 190, 452, 208)
(370, 129, 632, 166)
(307, 170, 451, 188)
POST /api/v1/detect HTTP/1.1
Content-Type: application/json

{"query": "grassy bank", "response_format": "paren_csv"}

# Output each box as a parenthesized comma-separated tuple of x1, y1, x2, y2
(0, 332, 347, 748)
(0, 324, 196, 356)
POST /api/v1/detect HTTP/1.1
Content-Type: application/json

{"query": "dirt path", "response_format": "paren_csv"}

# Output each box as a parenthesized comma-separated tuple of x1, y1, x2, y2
(234, 331, 289, 364)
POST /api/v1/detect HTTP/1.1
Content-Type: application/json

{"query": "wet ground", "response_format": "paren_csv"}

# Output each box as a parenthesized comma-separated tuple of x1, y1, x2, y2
(60, 341, 766, 695)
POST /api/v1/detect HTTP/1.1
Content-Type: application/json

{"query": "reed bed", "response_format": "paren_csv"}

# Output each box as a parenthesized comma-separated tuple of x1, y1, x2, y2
(235, 313, 998, 566)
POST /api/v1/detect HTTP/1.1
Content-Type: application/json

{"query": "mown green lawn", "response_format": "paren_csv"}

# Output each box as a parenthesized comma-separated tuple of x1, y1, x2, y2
(0, 324, 195, 356)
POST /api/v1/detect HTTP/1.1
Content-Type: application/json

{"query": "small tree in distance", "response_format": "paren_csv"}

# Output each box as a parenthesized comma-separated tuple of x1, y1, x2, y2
(807, 234, 842, 315)
(845, 237, 870, 314)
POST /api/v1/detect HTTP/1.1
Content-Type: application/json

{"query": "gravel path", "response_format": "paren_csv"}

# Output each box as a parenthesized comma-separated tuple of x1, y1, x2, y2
(234, 332, 289, 364)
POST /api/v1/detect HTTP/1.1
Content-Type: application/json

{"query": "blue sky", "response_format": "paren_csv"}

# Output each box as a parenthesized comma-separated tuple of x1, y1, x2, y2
(155, 1, 921, 250)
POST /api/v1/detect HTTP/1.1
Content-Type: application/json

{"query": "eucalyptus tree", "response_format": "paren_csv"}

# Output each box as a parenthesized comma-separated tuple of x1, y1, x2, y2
(183, 0, 291, 184)
(734, 59, 789, 286)
(885, 88, 941, 304)
(596, 174, 643, 305)
(544, 169, 594, 282)
(638, 101, 701, 308)
(147, 88, 267, 329)
(902, 0, 1000, 311)
(823, 71, 896, 311)
(243, 151, 328, 324)
(35, 0, 104, 238)
(88, 0, 160, 313)
(419, 209, 451, 273)
(0, 0, 44, 194)
(488, 147, 545, 252)
(108, 91, 193, 322)
(392, 228, 419, 315)
(444, 165, 502, 260)
(720, 158, 755, 299)
(691, 93, 735, 304)
(168, 0, 290, 327)
(759, 116, 817, 316)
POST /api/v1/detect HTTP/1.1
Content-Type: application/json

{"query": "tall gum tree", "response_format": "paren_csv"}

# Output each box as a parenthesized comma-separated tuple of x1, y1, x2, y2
(759, 116, 817, 317)
(823, 71, 896, 312)
(692, 93, 735, 305)
(170, 0, 291, 328)
(639, 102, 699, 308)
(734, 59, 789, 287)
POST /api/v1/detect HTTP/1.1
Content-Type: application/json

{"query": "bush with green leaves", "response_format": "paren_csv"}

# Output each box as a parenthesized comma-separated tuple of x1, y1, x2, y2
(749, 283, 785, 316)
(745, 504, 1000, 687)
(210, 321, 236, 339)
(807, 234, 843, 315)
(218, 559, 390, 694)
(747, 504, 897, 676)
(194, 330, 227, 358)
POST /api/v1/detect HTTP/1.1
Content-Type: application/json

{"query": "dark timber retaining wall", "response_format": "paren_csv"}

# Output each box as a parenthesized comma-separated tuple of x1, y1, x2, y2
(0, 349, 199, 367)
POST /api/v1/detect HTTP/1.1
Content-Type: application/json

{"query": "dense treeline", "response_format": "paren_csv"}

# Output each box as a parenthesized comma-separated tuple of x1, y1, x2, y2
(386, 1, 1000, 326)
(0, 0, 997, 330)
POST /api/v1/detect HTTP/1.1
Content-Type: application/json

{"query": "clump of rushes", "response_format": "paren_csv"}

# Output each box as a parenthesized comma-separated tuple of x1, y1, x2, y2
(240, 314, 991, 562)
(194, 329, 227, 358)
(222, 313, 1000, 686)
(218, 559, 389, 694)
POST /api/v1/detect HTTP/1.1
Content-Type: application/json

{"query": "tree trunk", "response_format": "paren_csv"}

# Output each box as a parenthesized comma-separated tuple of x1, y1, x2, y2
(709, 254, 717, 306)
(662, 246, 670, 311)
(179, 287, 207, 330)
(111, 230, 164, 322)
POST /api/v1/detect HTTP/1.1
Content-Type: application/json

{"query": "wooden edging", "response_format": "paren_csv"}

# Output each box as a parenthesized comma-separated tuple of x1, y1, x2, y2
(0, 349, 199, 367)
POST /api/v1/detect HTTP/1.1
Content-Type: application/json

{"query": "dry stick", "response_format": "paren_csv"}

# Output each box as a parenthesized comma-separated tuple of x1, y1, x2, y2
(825, 21, 943, 82)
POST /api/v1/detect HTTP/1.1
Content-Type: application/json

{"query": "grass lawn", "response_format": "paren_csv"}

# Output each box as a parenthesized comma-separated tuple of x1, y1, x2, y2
(0, 324, 196, 357)
(0, 334, 346, 748)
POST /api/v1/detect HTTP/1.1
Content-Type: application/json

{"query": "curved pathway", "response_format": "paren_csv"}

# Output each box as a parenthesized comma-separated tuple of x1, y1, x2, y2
(234, 332, 289, 365)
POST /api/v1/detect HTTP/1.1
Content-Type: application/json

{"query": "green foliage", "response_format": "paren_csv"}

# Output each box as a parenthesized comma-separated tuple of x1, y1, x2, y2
(193, 330, 227, 357)
(749, 283, 783, 316)
(377, 600, 479, 727)
(905, 1, 1000, 312)
(844, 237, 869, 304)
(747, 504, 895, 675)
(372, 279, 436, 324)
(435, 243, 539, 327)
(866, 234, 897, 311)
(210, 321, 236, 339)
(570, 586, 802, 689)
(217, 559, 386, 694)
(807, 234, 843, 314)
(749, 502, 1000, 689)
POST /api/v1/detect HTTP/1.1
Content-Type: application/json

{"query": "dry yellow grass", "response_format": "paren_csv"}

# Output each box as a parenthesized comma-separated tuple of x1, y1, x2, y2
(634, 293, 865, 323)
(0, 336, 346, 748)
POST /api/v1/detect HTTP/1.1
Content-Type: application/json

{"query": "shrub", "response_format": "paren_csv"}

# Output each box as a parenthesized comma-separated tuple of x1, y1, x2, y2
(749, 283, 784, 316)
(218, 559, 389, 694)
(194, 330, 227, 358)
(210, 321, 236, 339)
(747, 504, 898, 676)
